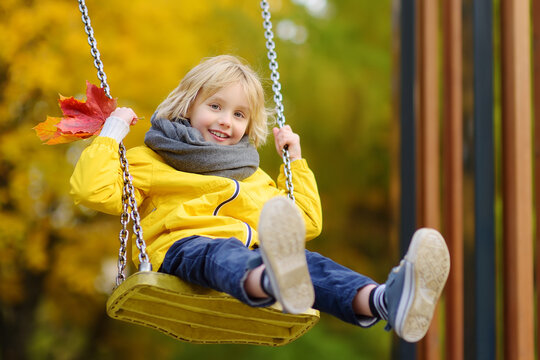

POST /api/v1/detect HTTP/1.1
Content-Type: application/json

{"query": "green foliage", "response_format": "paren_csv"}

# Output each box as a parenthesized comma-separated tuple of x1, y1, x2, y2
(0, 0, 395, 358)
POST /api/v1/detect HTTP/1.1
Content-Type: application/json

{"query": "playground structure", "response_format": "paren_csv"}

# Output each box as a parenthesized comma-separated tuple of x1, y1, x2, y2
(396, 0, 537, 359)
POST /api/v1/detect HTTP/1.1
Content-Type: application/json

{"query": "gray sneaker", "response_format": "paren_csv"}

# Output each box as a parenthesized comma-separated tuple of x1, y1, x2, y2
(258, 196, 315, 314)
(384, 228, 450, 342)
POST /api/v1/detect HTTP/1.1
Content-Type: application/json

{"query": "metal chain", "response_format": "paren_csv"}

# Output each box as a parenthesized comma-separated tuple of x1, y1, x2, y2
(77, 0, 152, 287)
(119, 146, 152, 276)
(78, 0, 110, 97)
(260, 0, 295, 201)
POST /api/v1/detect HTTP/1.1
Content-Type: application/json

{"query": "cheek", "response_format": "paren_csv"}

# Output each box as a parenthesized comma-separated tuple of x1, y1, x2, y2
(236, 122, 249, 137)
(192, 111, 211, 127)
(190, 118, 208, 135)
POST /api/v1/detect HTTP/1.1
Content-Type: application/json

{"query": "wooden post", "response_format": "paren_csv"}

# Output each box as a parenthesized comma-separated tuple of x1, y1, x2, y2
(533, 0, 540, 356)
(417, 0, 440, 358)
(500, 0, 534, 359)
(442, 0, 464, 359)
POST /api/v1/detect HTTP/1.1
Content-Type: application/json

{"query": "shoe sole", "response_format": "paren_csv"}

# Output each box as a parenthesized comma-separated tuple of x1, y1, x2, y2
(258, 196, 315, 314)
(397, 228, 450, 342)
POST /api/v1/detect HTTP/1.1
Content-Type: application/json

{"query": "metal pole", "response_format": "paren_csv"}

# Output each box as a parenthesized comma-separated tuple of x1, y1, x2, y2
(472, 0, 495, 358)
(397, 0, 417, 358)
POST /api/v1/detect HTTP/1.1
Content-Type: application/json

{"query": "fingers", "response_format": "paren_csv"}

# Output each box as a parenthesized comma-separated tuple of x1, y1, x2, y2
(110, 107, 138, 126)
(273, 125, 301, 161)
(273, 125, 295, 149)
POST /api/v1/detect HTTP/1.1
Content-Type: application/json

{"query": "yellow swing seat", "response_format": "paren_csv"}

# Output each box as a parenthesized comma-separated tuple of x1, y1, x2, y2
(107, 271, 320, 346)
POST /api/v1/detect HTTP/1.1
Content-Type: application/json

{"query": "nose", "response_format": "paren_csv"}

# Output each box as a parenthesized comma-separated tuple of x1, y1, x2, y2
(218, 113, 232, 128)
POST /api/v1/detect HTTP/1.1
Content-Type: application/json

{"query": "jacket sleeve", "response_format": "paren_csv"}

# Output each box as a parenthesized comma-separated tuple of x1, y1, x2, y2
(70, 137, 149, 215)
(277, 159, 323, 241)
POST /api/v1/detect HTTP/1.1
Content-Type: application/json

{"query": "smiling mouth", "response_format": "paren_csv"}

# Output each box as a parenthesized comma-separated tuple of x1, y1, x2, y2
(209, 129, 230, 139)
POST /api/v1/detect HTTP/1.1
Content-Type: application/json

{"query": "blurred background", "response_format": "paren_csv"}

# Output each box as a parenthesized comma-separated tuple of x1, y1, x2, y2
(0, 0, 399, 358)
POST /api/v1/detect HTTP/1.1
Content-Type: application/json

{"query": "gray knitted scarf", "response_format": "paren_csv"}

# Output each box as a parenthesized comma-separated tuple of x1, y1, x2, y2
(144, 114, 259, 181)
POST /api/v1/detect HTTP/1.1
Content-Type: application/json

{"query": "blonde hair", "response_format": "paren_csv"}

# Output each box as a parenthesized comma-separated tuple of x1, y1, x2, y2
(155, 55, 270, 147)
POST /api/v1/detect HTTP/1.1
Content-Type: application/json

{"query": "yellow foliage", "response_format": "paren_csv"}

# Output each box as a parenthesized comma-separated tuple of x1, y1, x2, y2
(0, 268, 24, 304)
(50, 221, 119, 297)
(0, 0, 268, 354)
(1, 0, 395, 357)
(24, 229, 50, 272)
(0, 212, 26, 244)
(0, 212, 27, 303)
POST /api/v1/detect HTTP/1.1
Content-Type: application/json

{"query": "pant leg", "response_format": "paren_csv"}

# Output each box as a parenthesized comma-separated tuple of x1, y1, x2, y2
(158, 235, 275, 307)
(307, 250, 379, 326)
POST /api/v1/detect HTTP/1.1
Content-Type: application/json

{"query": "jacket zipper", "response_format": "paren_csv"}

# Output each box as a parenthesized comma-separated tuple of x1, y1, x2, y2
(213, 180, 252, 247)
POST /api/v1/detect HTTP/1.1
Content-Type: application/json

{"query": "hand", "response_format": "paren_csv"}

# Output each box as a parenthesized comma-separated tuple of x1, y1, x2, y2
(110, 107, 138, 126)
(273, 125, 302, 161)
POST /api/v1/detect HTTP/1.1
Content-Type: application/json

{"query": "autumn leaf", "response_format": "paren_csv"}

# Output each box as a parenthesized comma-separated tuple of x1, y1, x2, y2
(33, 116, 62, 142)
(33, 81, 117, 145)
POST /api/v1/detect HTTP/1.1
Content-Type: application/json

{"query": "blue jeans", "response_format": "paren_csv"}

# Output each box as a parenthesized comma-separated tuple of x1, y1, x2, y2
(158, 235, 378, 326)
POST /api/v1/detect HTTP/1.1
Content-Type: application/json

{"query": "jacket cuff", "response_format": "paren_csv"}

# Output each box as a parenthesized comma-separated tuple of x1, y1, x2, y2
(281, 158, 308, 172)
(99, 116, 130, 143)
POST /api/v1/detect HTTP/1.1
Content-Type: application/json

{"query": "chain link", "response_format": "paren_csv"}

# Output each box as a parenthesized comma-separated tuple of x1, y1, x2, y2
(260, 0, 295, 201)
(77, 0, 152, 287)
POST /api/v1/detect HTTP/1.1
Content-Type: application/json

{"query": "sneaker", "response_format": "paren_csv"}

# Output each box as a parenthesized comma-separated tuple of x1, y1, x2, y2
(258, 196, 315, 314)
(384, 228, 450, 342)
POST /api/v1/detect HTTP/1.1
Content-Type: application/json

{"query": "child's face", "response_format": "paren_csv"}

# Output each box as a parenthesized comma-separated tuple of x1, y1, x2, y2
(186, 82, 250, 146)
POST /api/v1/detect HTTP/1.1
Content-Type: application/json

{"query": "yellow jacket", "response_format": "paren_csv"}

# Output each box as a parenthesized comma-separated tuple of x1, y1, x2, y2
(70, 137, 323, 268)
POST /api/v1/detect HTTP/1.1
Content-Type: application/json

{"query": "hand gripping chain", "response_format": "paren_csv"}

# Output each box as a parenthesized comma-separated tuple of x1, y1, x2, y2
(260, 0, 295, 201)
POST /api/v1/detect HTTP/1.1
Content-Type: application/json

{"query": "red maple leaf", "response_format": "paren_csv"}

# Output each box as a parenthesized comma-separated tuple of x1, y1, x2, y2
(34, 81, 117, 145)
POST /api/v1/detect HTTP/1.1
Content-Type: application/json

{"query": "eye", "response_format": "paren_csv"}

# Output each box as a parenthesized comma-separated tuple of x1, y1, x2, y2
(234, 111, 246, 119)
(209, 103, 220, 110)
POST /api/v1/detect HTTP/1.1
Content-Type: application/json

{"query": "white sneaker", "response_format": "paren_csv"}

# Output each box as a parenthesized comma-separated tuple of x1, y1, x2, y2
(258, 196, 315, 314)
(384, 228, 451, 342)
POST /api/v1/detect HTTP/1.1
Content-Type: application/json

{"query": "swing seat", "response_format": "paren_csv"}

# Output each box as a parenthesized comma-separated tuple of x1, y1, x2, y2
(106, 271, 320, 346)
